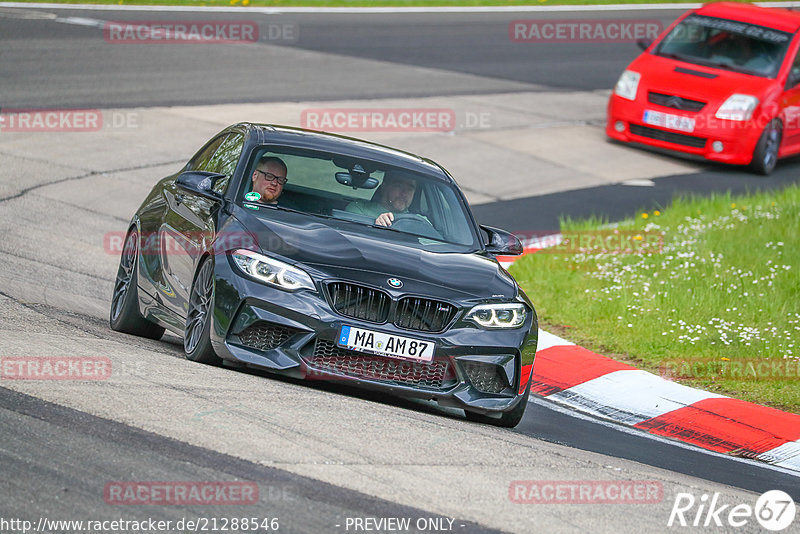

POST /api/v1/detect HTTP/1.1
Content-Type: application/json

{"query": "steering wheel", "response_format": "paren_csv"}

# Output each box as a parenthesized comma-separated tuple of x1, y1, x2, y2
(389, 214, 443, 240)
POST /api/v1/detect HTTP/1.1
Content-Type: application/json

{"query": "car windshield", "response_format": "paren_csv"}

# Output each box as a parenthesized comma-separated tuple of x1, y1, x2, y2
(655, 14, 791, 77)
(236, 146, 481, 253)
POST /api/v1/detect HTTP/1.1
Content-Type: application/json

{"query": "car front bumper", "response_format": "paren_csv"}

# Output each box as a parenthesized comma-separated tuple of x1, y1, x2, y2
(606, 95, 762, 165)
(208, 256, 537, 415)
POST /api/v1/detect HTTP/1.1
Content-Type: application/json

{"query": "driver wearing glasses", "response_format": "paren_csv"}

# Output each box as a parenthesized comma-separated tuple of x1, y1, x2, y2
(250, 156, 288, 204)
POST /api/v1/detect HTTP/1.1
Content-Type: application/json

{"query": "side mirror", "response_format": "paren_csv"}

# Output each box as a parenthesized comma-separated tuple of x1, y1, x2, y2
(788, 69, 800, 89)
(481, 225, 523, 256)
(637, 38, 653, 51)
(175, 171, 226, 201)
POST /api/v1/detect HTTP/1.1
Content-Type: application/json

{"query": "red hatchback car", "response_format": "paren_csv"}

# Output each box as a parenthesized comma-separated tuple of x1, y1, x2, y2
(607, 2, 800, 175)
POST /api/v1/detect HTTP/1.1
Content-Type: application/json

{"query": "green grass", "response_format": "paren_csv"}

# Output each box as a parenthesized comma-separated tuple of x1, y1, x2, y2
(511, 185, 800, 413)
(9, 0, 798, 6)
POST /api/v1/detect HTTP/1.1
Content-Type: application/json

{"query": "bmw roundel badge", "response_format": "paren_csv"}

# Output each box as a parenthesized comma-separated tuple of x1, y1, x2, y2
(387, 278, 403, 288)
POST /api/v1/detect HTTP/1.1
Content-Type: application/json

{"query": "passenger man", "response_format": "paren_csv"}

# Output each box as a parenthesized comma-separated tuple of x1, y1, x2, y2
(346, 172, 417, 227)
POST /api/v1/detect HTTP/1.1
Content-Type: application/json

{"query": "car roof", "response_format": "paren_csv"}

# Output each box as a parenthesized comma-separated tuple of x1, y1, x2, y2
(230, 123, 453, 182)
(694, 2, 800, 34)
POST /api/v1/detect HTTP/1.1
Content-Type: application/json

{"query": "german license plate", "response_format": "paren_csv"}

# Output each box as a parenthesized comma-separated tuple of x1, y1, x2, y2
(338, 326, 434, 362)
(643, 110, 695, 133)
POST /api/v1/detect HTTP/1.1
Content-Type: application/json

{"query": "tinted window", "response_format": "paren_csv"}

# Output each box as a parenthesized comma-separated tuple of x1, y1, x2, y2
(790, 48, 800, 88)
(205, 134, 244, 194)
(185, 135, 226, 172)
(656, 15, 791, 77)
(237, 147, 480, 253)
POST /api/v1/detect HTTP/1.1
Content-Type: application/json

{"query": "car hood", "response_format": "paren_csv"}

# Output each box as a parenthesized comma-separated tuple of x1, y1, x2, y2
(231, 208, 518, 301)
(631, 54, 773, 106)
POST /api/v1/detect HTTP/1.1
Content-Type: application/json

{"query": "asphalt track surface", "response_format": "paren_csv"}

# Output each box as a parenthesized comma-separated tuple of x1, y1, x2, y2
(0, 8, 650, 107)
(1, 5, 800, 534)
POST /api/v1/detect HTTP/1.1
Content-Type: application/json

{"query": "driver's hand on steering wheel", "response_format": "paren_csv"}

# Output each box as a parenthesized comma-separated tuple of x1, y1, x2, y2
(375, 212, 394, 227)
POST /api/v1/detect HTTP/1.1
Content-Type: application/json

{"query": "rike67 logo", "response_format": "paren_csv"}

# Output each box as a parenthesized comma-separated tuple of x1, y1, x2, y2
(668, 490, 796, 531)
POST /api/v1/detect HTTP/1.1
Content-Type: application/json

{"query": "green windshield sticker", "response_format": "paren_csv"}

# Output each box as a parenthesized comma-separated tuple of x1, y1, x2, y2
(244, 191, 261, 202)
(244, 203, 260, 210)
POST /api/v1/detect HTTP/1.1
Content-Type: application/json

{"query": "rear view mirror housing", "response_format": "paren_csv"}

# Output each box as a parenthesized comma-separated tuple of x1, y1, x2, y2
(335, 172, 379, 189)
(175, 171, 226, 201)
(481, 225, 523, 256)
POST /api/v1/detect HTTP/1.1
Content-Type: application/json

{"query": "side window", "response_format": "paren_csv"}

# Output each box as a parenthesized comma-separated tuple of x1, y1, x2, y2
(185, 135, 226, 172)
(790, 48, 800, 89)
(205, 134, 244, 194)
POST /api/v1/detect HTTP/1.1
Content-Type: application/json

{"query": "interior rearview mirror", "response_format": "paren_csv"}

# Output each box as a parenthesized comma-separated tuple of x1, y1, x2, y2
(335, 172, 379, 189)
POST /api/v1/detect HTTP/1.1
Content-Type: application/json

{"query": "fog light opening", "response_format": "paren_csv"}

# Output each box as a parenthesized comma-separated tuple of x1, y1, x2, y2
(712, 141, 724, 153)
(614, 121, 626, 133)
(463, 361, 507, 394)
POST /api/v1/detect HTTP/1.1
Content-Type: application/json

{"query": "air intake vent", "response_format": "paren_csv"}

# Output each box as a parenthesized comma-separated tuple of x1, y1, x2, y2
(238, 322, 301, 351)
(310, 339, 455, 389)
(674, 66, 718, 79)
(463, 361, 507, 393)
(629, 123, 707, 148)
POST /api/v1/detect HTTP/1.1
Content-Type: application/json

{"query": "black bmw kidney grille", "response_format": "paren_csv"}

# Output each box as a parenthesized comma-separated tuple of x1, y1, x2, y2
(395, 297, 456, 332)
(463, 361, 507, 394)
(328, 282, 391, 323)
(311, 339, 454, 389)
(648, 92, 706, 112)
(327, 282, 456, 332)
(238, 321, 301, 351)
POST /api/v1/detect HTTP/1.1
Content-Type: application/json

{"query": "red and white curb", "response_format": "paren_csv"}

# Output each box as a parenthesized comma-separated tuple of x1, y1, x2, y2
(521, 329, 800, 473)
(503, 237, 799, 472)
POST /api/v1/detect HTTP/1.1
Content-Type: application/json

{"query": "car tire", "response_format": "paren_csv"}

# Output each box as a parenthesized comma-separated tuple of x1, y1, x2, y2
(110, 229, 166, 340)
(750, 119, 782, 176)
(465, 386, 530, 428)
(184, 257, 222, 365)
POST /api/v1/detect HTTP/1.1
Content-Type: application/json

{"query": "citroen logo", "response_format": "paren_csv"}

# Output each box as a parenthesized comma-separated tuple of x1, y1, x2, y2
(666, 96, 684, 109)
(387, 278, 403, 288)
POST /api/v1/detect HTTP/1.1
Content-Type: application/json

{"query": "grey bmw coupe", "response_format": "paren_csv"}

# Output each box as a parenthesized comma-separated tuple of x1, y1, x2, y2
(110, 123, 538, 427)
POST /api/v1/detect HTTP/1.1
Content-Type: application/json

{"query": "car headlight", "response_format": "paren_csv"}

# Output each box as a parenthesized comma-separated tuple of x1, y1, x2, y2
(614, 70, 641, 101)
(716, 94, 759, 121)
(231, 249, 315, 292)
(465, 303, 527, 329)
